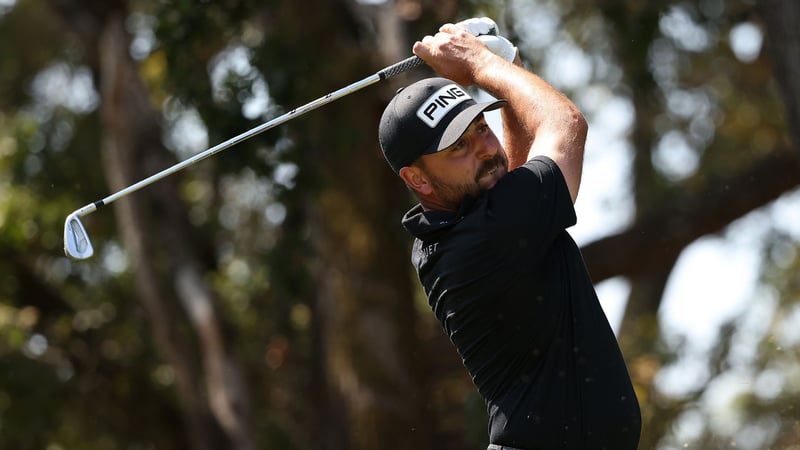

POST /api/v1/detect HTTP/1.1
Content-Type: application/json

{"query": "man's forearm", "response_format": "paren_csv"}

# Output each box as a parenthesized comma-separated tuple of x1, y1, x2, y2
(500, 53, 533, 170)
(473, 55, 587, 201)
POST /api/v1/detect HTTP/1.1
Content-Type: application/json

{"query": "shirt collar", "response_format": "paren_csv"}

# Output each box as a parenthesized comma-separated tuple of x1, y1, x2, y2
(401, 194, 478, 237)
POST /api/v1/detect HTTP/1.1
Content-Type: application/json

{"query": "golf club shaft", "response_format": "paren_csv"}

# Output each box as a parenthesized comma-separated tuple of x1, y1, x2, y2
(79, 55, 423, 216)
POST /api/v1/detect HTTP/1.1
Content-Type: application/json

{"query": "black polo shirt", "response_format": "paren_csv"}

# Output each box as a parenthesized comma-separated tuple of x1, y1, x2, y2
(402, 156, 641, 449)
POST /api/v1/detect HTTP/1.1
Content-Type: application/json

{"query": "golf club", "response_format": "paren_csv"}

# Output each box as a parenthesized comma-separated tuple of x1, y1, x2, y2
(64, 55, 424, 260)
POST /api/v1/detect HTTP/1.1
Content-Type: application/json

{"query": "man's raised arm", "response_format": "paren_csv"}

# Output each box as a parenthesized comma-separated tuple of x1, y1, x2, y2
(413, 24, 587, 203)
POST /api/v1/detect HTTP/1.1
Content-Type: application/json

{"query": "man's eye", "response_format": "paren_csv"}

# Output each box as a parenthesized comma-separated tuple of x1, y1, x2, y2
(451, 140, 466, 151)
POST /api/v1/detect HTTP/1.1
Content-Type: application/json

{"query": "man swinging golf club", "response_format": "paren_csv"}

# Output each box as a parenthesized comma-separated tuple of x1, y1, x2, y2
(379, 18, 641, 449)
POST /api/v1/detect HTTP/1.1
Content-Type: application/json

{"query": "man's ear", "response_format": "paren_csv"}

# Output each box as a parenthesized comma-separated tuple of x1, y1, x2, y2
(399, 166, 433, 196)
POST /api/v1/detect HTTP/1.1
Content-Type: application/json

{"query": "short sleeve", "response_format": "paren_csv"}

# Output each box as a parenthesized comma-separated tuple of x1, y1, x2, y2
(486, 155, 577, 235)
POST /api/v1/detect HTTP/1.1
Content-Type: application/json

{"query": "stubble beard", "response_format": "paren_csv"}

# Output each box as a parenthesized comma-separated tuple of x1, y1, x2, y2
(424, 153, 509, 210)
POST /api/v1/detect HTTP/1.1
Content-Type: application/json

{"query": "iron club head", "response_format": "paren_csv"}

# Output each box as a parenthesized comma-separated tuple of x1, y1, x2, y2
(64, 213, 94, 259)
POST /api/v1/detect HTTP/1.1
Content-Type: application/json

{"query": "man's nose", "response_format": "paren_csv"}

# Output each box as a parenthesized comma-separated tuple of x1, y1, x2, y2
(475, 142, 497, 159)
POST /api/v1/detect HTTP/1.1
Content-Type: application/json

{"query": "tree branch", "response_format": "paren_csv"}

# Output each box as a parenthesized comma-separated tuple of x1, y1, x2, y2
(582, 149, 800, 282)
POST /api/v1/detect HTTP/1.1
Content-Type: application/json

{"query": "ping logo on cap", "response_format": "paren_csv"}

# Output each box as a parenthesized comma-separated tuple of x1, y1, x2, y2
(416, 84, 471, 128)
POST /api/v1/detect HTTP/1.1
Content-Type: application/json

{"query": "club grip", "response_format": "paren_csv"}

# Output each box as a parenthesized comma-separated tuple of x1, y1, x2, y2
(378, 56, 424, 80)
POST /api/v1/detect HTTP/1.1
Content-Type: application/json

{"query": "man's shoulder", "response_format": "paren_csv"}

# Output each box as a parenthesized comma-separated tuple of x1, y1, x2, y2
(508, 155, 561, 178)
(401, 203, 464, 238)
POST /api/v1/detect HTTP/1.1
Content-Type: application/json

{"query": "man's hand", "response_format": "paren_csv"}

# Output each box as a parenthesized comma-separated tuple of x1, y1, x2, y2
(412, 18, 518, 85)
(454, 17, 518, 63)
(414, 18, 586, 201)
(413, 24, 505, 86)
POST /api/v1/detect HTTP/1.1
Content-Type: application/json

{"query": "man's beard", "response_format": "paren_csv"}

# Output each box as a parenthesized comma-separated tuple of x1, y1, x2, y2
(424, 153, 508, 209)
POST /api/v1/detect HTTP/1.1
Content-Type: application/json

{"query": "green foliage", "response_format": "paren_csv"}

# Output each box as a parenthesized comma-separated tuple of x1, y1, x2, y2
(0, 0, 798, 448)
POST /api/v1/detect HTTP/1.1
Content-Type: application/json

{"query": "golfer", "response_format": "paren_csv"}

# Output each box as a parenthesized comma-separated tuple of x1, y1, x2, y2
(379, 21, 642, 450)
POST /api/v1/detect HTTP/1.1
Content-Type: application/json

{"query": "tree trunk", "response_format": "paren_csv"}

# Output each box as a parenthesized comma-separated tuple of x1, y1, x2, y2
(758, 0, 800, 155)
(269, 2, 458, 449)
(51, 3, 255, 449)
(96, 11, 224, 450)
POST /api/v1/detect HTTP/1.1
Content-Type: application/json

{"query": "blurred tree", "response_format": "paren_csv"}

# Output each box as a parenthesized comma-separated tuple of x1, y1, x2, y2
(0, 0, 798, 449)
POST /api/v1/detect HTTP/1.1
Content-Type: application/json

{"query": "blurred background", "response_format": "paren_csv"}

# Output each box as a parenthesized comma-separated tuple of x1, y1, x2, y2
(1, 0, 799, 449)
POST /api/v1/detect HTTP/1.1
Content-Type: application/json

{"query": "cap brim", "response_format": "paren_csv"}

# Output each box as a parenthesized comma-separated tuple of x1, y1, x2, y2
(426, 99, 508, 154)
